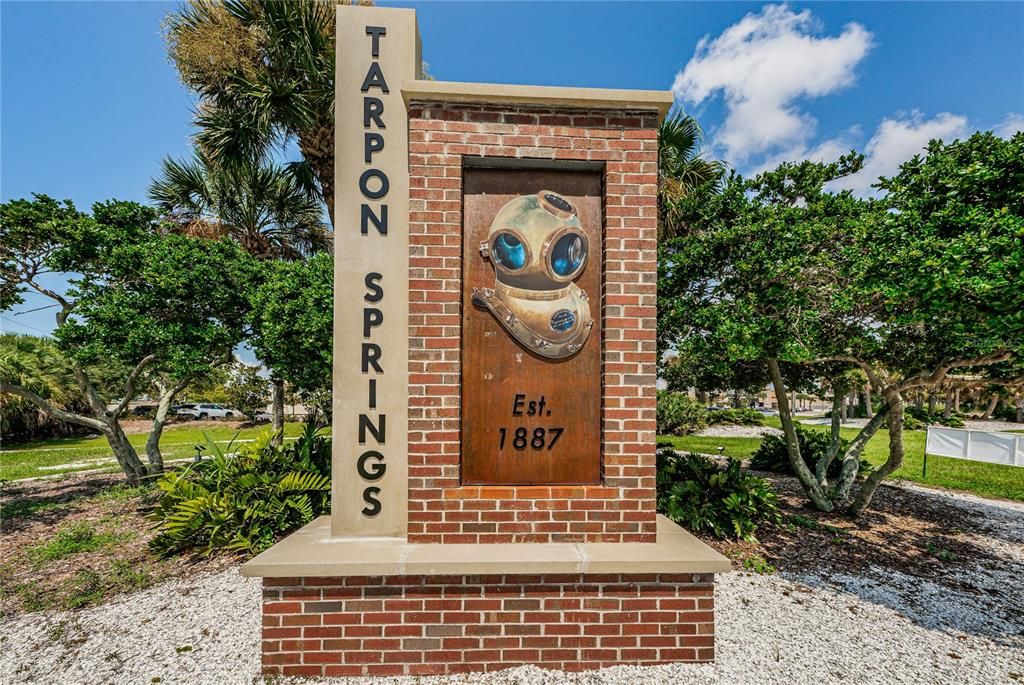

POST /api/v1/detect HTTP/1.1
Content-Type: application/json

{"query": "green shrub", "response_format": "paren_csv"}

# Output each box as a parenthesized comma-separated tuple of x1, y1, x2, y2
(656, 448, 780, 541)
(706, 408, 764, 426)
(750, 426, 872, 480)
(150, 422, 331, 556)
(656, 391, 707, 435)
(904, 405, 965, 428)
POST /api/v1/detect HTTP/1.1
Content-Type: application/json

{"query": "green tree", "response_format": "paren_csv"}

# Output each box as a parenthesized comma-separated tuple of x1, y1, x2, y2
(164, 0, 338, 224)
(0, 196, 257, 482)
(150, 146, 330, 441)
(224, 363, 271, 421)
(659, 132, 1024, 515)
(248, 252, 333, 421)
(657, 110, 726, 239)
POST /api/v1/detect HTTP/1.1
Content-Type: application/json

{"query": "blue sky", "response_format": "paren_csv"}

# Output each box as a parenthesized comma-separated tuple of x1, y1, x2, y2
(2, 1, 1022, 338)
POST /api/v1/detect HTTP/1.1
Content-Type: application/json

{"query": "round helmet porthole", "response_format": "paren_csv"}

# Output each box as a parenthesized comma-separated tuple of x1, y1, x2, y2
(549, 232, 587, 279)
(491, 231, 527, 271)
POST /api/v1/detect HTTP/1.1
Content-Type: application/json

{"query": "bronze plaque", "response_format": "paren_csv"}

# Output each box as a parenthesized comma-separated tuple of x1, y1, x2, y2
(461, 168, 602, 485)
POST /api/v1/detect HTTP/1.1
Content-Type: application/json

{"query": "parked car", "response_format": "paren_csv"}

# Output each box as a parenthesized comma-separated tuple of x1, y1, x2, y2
(130, 405, 156, 417)
(254, 411, 273, 423)
(175, 403, 240, 420)
(756, 407, 780, 416)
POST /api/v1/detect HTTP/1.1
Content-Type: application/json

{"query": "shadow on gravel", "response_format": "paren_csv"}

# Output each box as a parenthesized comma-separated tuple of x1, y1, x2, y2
(715, 475, 1024, 644)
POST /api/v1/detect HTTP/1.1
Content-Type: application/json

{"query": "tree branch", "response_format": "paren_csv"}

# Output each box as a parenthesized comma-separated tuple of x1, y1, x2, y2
(900, 349, 1011, 390)
(113, 354, 159, 417)
(0, 381, 107, 432)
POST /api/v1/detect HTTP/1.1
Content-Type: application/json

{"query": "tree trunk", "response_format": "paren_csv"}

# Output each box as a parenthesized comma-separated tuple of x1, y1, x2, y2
(849, 390, 906, 515)
(732, 389, 741, 408)
(927, 393, 936, 415)
(1, 380, 147, 482)
(298, 124, 335, 229)
(834, 404, 891, 505)
(981, 394, 998, 419)
(954, 387, 961, 413)
(271, 377, 285, 446)
(943, 389, 953, 419)
(863, 386, 874, 418)
(767, 359, 833, 511)
(818, 389, 844, 485)
(145, 378, 190, 473)
(105, 420, 148, 485)
(1016, 399, 1023, 424)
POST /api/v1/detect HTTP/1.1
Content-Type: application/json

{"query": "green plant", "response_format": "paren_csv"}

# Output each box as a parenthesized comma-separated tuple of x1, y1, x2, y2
(740, 553, 775, 574)
(656, 391, 708, 436)
(150, 422, 330, 555)
(63, 569, 105, 609)
(706, 408, 764, 426)
(27, 521, 125, 566)
(109, 559, 153, 592)
(656, 448, 780, 541)
(924, 541, 958, 563)
(905, 405, 965, 428)
(750, 426, 872, 481)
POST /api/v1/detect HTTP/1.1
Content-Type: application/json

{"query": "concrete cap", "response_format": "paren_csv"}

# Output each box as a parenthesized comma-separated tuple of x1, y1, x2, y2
(241, 515, 731, 578)
(401, 80, 674, 120)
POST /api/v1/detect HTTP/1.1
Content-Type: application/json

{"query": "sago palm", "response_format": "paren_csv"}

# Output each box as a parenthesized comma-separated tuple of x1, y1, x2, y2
(658, 111, 726, 238)
(149, 148, 330, 260)
(164, 0, 338, 224)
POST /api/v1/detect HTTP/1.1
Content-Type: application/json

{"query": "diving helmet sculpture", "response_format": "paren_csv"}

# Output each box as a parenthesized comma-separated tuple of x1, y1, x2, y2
(472, 190, 593, 359)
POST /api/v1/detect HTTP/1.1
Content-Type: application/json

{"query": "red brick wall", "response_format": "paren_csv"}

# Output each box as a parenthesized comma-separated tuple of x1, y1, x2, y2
(261, 573, 715, 677)
(407, 103, 660, 544)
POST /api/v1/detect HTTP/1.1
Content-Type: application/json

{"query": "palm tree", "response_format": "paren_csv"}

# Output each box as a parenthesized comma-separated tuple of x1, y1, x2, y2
(657, 110, 726, 238)
(149, 147, 330, 260)
(164, 0, 337, 224)
(149, 148, 329, 441)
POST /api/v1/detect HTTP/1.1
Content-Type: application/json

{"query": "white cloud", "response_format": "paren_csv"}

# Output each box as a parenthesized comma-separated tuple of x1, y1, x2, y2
(673, 4, 872, 164)
(830, 112, 969, 196)
(995, 112, 1024, 138)
(748, 127, 859, 176)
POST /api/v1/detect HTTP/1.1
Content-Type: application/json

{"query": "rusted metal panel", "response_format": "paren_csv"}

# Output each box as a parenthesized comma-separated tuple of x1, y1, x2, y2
(461, 168, 602, 485)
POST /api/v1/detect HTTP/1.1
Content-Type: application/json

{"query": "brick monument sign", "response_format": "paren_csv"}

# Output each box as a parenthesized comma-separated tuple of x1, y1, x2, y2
(242, 5, 729, 678)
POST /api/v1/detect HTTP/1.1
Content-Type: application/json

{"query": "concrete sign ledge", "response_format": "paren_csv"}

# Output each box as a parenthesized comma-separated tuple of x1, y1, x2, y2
(401, 80, 675, 119)
(241, 515, 730, 578)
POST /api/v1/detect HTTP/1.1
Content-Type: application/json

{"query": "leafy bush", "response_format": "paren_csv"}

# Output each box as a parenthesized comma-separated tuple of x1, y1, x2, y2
(993, 402, 1021, 423)
(904, 405, 965, 428)
(656, 391, 707, 435)
(706, 408, 764, 426)
(750, 425, 872, 480)
(150, 422, 331, 556)
(656, 448, 780, 541)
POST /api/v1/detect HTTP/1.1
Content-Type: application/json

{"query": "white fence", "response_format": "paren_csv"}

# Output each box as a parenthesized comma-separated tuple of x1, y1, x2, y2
(925, 426, 1024, 468)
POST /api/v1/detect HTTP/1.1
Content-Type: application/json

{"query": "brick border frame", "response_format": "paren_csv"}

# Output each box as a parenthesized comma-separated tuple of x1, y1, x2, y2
(406, 103, 660, 544)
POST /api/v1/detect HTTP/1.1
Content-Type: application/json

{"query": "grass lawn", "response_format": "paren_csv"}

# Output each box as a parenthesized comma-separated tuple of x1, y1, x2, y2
(660, 417, 1024, 502)
(0, 422, 306, 481)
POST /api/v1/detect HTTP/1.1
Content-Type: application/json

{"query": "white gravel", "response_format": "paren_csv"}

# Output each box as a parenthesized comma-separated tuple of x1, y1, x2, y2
(695, 425, 782, 438)
(3, 486, 1022, 685)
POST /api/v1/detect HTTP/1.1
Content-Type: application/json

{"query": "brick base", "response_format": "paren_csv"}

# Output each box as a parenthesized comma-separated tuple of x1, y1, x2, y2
(261, 573, 715, 677)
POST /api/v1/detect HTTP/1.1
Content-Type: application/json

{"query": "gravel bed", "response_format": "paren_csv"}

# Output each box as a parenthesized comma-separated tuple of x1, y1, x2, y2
(2, 486, 1021, 685)
(695, 425, 782, 438)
